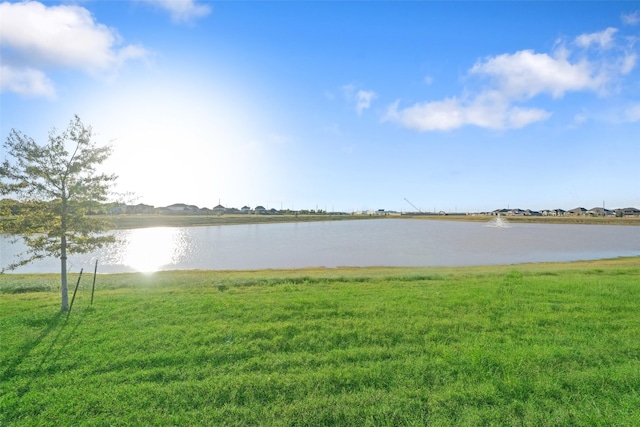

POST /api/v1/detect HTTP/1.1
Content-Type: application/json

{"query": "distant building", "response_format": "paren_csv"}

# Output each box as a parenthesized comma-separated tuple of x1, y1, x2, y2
(542, 209, 565, 216)
(491, 208, 510, 216)
(586, 207, 614, 216)
(566, 207, 587, 216)
(616, 207, 640, 217)
(108, 203, 155, 214)
(160, 203, 203, 214)
(212, 204, 226, 215)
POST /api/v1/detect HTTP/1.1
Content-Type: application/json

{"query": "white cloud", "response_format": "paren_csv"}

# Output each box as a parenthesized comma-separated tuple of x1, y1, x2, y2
(622, 11, 640, 26)
(624, 104, 640, 122)
(505, 106, 552, 129)
(356, 90, 377, 115)
(573, 112, 588, 126)
(620, 53, 637, 74)
(141, 0, 211, 23)
(384, 99, 464, 131)
(385, 27, 635, 133)
(0, 65, 55, 98)
(470, 49, 604, 99)
(575, 27, 618, 49)
(383, 96, 550, 131)
(342, 84, 376, 115)
(0, 1, 148, 97)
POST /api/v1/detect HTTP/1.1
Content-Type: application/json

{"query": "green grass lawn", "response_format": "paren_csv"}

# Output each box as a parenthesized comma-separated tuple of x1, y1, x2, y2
(1, 258, 639, 426)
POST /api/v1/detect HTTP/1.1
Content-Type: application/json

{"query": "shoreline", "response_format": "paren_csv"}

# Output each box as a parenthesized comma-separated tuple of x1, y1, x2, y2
(103, 213, 640, 229)
(3, 256, 639, 280)
(3, 213, 639, 232)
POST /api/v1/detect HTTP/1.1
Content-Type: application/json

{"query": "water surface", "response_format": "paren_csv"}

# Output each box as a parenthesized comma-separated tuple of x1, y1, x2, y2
(2, 219, 638, 273)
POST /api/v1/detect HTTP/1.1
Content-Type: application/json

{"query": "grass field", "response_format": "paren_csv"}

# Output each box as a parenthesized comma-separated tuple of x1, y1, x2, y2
(1, 257, 639, 425)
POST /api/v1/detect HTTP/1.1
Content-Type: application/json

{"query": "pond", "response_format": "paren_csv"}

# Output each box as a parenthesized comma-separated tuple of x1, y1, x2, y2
(2, 219, 639, 273)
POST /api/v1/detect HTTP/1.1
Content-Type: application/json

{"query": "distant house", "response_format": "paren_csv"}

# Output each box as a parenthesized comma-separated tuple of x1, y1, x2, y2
(254, 205, 267, 214)
(491, 208, 510, 216)
(240, 206, 251, 214)
(491, 208, 531, 216)
(616, 207, 640, 217)
(167, 203, 190, 212)
(164, 203, 201, 214)
(132, 203, 155, 214)
(506, 209, 526, 216)
(542, 209, 565, 216)
(587, 207, 614, 216)
(566, 207, 587, 216)
(108, 203, 155, 214)
(212, 204, 226, 215)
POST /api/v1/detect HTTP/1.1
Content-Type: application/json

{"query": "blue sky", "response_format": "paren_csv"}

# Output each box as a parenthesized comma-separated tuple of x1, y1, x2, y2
(1, 1, 639, 213)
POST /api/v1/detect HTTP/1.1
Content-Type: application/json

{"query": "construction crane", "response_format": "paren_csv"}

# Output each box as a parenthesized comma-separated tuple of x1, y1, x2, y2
(403, 198, 424, 213)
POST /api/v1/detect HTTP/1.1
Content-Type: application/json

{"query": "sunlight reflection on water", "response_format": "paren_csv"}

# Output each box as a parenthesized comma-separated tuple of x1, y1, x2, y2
(109, 227, 188, 272)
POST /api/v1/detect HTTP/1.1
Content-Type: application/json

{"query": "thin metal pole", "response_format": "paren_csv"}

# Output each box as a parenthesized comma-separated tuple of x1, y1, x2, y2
(67, 269, 83, 319)
(91, 260, 98, 305)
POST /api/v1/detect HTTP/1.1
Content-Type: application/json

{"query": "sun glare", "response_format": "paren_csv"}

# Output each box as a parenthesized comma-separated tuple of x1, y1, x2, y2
(86, 70, 283, 208)
(122, 227, 185, 272)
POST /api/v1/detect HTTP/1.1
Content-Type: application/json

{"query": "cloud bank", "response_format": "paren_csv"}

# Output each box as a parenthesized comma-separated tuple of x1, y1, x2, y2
(385, 28, 637, 132)
(0, 1, 148, 97)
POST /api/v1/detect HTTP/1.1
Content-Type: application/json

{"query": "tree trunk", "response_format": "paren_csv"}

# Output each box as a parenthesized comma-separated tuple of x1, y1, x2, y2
(61, 234, 69, 311)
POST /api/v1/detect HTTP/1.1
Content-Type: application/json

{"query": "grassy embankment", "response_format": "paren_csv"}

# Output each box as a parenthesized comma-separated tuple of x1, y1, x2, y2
(2, 257, 639, 425)
(3, 212, 639, 231)
(104, 213, 372, 229)
(404, 214, 640, 226)
(105, 213, 640, 229)
(0, 213, 370, 232)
